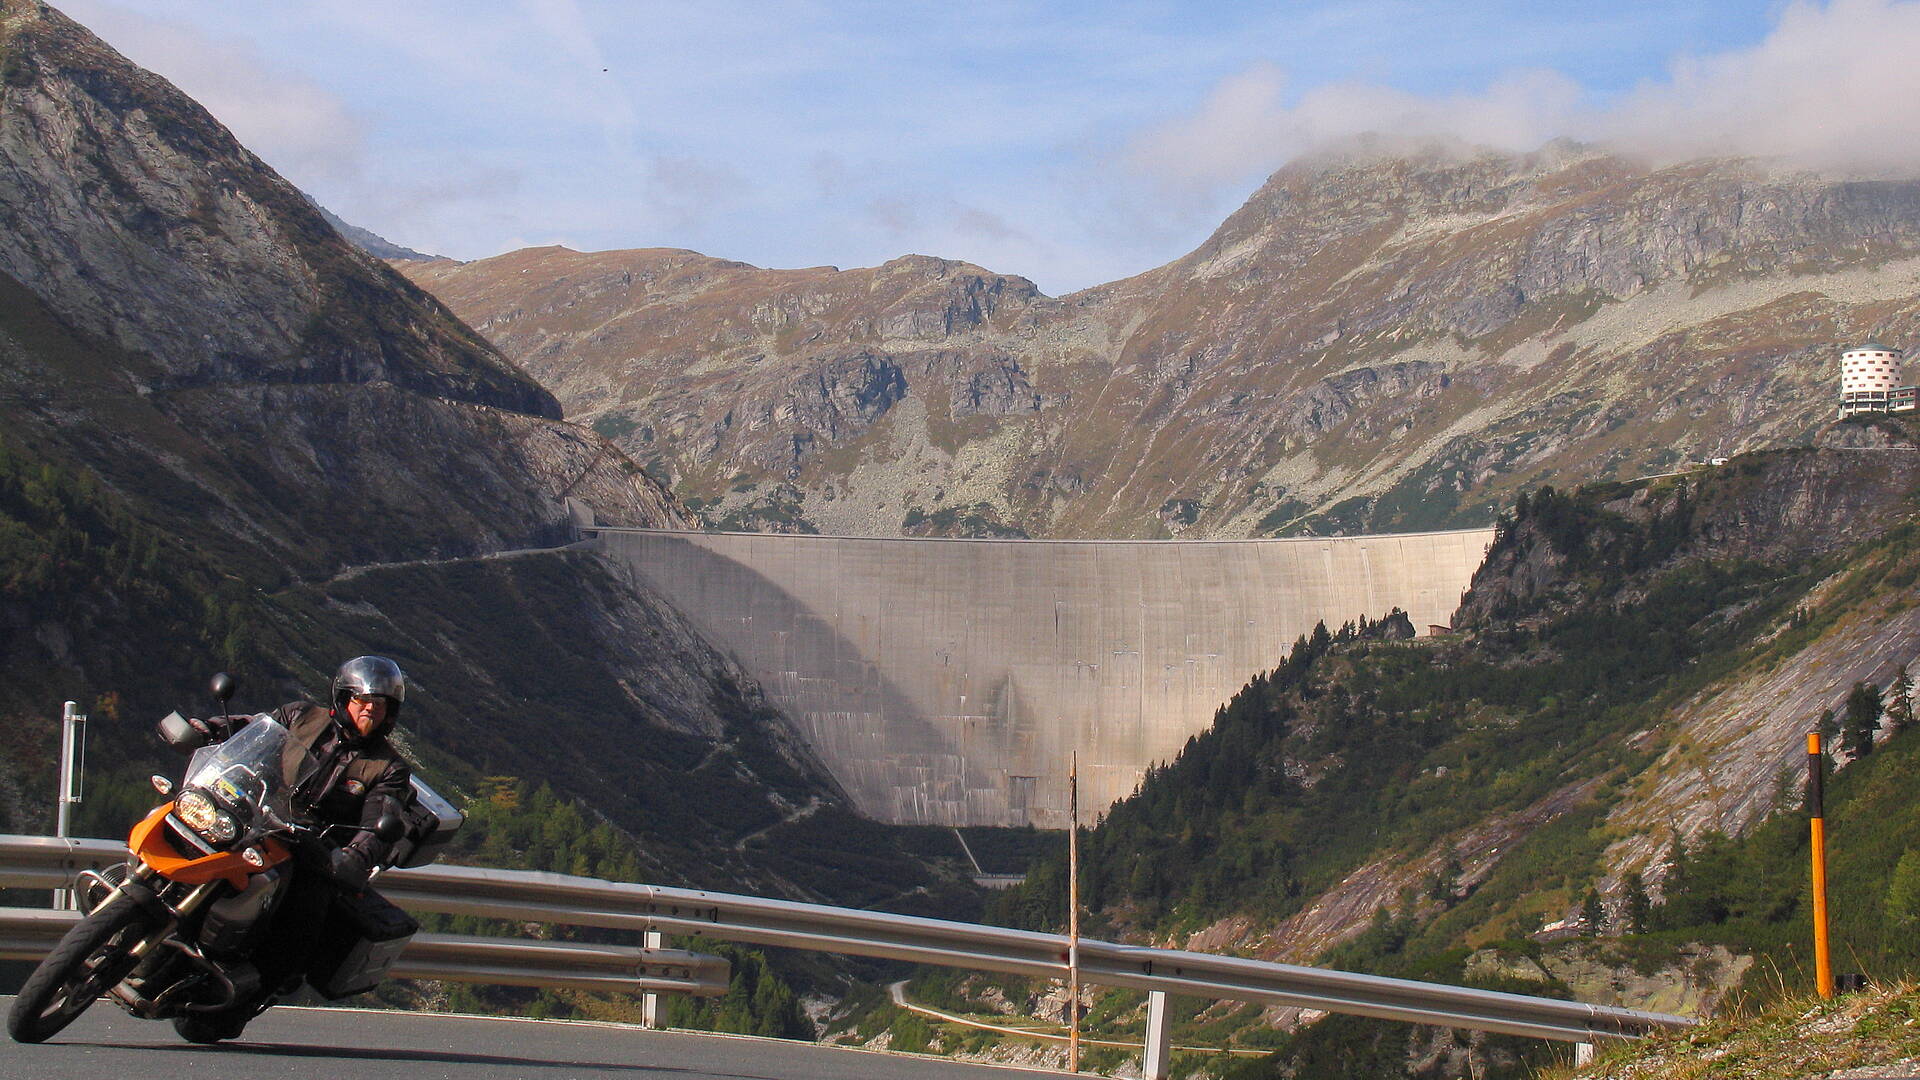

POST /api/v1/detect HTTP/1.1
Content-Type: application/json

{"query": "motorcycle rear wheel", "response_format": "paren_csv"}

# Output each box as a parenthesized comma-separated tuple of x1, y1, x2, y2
(7, 889, 154, 1043)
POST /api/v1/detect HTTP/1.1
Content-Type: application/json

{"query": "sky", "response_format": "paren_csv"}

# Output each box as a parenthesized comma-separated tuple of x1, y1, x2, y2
(52, 1, 1920, 295)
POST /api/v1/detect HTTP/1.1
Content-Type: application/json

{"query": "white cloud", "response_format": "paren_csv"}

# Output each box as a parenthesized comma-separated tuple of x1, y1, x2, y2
(59, 0, 367, 188)
(1602, 0, 1920, 174)
(55, 1, 540, 259)
(645, 155, 751, 231)
(1123, 0, 1920, 201)
(866, 197, 919, 236)
(58, 1, 1920, 294)
(1121, 61, 1586, 212)
(953, 206, 1026, 245)
(511, 0, 642, 157)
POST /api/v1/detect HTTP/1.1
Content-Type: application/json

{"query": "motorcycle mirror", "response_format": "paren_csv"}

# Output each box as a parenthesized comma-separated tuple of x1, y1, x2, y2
(157, 711, 208, 751)
(372, 811, 407, 845)
(210, 672, 236, 704)
(149, 775, 174, 796)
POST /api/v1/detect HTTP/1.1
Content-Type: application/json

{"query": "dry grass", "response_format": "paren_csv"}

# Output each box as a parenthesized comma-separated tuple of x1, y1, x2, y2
(1536, 982, 1920, 1080)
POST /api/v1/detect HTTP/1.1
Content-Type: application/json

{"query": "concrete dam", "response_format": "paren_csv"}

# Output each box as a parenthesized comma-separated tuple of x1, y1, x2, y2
(592, 528, 1494, 828)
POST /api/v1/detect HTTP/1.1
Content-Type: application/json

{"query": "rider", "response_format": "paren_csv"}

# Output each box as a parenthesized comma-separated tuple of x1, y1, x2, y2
(283, 655, 414, 887)
(183, 655, 413, 882)
(171, 655, 414, 1041)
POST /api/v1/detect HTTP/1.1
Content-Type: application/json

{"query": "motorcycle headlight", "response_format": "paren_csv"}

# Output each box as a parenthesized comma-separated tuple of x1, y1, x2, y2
(175, 790, 238, 843)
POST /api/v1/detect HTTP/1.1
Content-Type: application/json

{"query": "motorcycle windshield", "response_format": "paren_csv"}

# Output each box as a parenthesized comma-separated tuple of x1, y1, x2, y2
(181, 714, 319, 829)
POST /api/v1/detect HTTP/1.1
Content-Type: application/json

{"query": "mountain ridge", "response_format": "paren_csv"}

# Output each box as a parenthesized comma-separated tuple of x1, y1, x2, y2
(400, 143, 1920, 544)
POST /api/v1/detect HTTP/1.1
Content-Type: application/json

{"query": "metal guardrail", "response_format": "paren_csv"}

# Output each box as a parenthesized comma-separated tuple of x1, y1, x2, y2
(0, 835, 120, 891)
(0, 834, 1693, 1058)
(0, 837, 727, 999)
(0, 906, 726, 996)
(373, 862, 1691, 1044)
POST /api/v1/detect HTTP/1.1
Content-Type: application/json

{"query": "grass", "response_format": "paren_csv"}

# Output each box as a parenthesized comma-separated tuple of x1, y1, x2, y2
(1542, 981, 1920, 1080)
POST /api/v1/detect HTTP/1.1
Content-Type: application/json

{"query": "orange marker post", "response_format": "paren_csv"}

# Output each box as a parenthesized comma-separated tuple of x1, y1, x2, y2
(1808, 731, 1833, 999)
(1067, 750, 1080, 1074)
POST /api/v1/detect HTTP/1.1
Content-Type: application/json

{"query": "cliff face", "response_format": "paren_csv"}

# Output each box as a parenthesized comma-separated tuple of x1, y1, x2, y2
(0, 2, 542, 411)
(0, 0, 678, 583)
(403, 139, 1920, 540)
(402, 246, 1060, 535)
(1456, 431, 1920, 628)
(1446, 431, 1920, 866)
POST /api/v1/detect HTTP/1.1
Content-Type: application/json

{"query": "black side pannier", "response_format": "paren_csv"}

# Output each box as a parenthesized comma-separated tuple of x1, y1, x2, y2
(307, 885, 418, 999)
(388, 776, 465, 870)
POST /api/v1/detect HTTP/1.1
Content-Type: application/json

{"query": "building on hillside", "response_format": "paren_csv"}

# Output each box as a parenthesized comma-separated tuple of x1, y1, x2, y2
(1838, 343, 1919, 417)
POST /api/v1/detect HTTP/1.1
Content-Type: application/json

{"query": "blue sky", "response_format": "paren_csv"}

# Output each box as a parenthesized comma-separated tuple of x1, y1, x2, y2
(56, 2, 1920, 294)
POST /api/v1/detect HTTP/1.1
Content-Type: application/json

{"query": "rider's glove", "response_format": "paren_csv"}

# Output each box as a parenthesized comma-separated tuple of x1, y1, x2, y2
(329, 846, 373, 890)
(188, 715, 240, 741)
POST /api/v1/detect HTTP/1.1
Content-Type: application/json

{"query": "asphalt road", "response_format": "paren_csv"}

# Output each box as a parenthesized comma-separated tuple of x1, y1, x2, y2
(0, 1000, 1067, 1080)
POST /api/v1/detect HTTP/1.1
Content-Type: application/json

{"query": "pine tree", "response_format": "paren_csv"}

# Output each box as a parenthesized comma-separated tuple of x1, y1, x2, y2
(1887, 850, 1920, 933)
(1889, 665, 1915, 735)
(1581, 888, 1605, 937)
(1429, 856, 1463, 903)
(1622, 872, 1651, 935)
(1843, 681, 1883, 758)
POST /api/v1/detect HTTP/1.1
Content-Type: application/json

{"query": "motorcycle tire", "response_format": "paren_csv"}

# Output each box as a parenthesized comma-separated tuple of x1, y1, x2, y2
(6, 889, 154, 1044)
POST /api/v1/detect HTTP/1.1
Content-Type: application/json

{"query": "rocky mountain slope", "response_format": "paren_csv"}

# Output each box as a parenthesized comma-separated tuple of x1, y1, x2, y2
(0, 0, 676, 576)
(0, 0, 969, 910)
(311, 199, 437, 262)
(402, 140, 1920, 540)
(951, 423, 1920, 1077)
(1265, 426, 1920, 960)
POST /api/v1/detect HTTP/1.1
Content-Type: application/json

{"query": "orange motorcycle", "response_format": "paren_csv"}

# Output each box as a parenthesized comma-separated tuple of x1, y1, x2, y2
(8, 678, 457, 1044)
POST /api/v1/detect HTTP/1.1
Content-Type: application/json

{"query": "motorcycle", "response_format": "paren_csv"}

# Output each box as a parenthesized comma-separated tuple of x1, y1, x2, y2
(7, 674, 461, 1045)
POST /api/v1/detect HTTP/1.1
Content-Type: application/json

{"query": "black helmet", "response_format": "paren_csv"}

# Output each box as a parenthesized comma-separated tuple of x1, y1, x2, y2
(332, 655, 405, 725)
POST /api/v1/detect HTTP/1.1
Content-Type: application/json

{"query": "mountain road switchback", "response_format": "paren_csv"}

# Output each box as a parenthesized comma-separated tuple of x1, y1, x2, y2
(0, 1000, 1068, 1080)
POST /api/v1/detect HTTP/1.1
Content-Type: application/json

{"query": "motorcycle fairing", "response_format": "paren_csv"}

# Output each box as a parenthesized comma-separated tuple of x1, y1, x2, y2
(127, 804, 290, 890)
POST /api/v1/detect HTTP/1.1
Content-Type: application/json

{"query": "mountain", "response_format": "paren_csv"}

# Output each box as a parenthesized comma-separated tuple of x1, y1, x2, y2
(400, 138, 1920, 540)
(0, 0, 675, 570)
(309, 199, 439, 262)
(0, 0, 972, 918)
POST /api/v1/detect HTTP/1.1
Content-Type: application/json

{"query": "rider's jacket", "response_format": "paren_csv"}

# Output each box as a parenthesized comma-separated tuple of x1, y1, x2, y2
(274, 701, 411, 866)
(193, 702, 412, 866)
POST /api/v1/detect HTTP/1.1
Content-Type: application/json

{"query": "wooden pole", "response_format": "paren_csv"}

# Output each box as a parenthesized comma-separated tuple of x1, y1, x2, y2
(1068, 750, 1080, 1073)
(1808, 731, 1833, 999)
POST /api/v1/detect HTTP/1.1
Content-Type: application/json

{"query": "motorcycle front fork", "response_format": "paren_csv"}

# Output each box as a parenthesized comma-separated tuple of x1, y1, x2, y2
(117, 864, 223, 964)
(106, 867, 238, 1016)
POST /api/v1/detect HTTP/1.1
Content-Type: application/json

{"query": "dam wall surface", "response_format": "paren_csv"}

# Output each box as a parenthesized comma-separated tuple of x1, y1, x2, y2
(593, 528, 1494, 828)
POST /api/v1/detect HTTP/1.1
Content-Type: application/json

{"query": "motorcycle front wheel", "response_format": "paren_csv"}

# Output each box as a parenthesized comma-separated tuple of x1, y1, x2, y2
(7, 889, 155, 1043)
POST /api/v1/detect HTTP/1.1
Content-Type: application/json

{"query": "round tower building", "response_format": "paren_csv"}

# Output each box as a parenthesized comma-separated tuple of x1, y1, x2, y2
(1840, 343, 1903, 416)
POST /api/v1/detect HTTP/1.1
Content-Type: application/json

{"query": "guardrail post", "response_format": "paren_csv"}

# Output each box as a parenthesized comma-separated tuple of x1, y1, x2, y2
(642, 929, 663, 1028)
(1143, 989, 1171, 1080)
(53, 702, 84, 911)
(1574, 1042, 1594, 1066)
